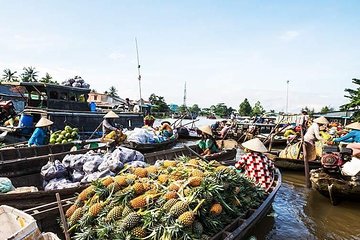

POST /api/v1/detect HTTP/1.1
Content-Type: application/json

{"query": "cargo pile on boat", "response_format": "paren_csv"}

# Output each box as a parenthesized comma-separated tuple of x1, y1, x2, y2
(49, 126, 79, 144)
(66, 156, 265, 240)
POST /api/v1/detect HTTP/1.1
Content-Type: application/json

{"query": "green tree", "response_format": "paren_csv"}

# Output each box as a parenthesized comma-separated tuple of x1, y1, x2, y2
(21, 67, 38, 82)
(303, 106, 315, 116)
(178, 104, 187, 113)
(149, 93, 169, 112)
(341, 78, 360, 110)
(238, 98, 252, 116)
(251, 101, 265, 116)
(40, 72, 53, 83)
(320, 106, 334, 114)
(1, 69, 18, 82)
(189, 104, 201, 114)
(108, 86, 118, 97)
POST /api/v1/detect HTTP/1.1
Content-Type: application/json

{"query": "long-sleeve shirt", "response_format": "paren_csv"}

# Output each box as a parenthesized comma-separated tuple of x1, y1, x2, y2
(102, 119, 117, 135)
(28, 128, 47, 146)
(304, 123, 323, 144)
(333, 130, 360, 143)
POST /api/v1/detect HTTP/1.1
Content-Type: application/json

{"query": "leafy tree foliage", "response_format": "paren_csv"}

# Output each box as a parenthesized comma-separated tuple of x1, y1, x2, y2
(209, 103, 232, 117)
(189, 104, 201, 114)
(238, 98, 252, 116)
(178, 104, 187, 113)
(149, 93, 169, 112)
(303, 106, 315, 116)
(40, 72, 58, 84)
(20, 67, 38, 82)
(108, 86, 118, 97)
(320, 106, 334, 114)
(1, 69, 18, 82)
(341, 78, 360, 110)
(251, 101, 265, 116)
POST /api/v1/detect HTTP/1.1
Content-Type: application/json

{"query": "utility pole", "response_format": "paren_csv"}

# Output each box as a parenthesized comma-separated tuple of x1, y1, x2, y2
(135, 37, 142, 112)
(286, 80, 290, 113)
(183, 81, 187, 107)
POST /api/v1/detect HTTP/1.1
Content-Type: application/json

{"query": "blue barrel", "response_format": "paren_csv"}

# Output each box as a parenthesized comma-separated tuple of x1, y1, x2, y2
(18, 114, 33, 134)
(90, 102, 96, 112)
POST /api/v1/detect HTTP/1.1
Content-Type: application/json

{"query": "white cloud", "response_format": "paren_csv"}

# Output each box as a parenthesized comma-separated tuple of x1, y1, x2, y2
(279, 30, 300, 41)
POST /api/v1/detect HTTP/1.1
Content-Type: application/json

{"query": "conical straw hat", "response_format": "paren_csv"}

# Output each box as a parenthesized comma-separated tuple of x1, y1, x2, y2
(35, 117, 53, 128)
(198, 125, 213, 136)
(103, 111, 119, 119)
(313, 116, 329, 125)
(345, 122, 360, 130)
(242, 138, 268, 153)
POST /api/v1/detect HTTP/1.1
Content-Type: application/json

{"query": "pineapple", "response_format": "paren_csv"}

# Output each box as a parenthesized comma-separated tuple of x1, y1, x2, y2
(193, 221, 204, 236)
(163, 199, 178, 211)
(210, 203, 222, 216)
(122, 205, 133, 218)
(146, 166, 158, 175)
(88, 202, 103, 217)
(215, 165, 227, 172)
(69, 207, 83, 225)
(134, 167, 148, 178)
(102, 177, 114, 187)
(163, 191, 178, 200)
(131, 226, 147, 238)
(168, 182, 180, 191)
(169, 201, 189, 217)
(132, 182, 145, 195)
(114, 175, 128, 187)
(77, 185, 95, 201)
(188, 158, 199, 165)
(130, 195, 147, 209)
(126, 173, 138, 182)
(189, 177, 203, 187)
(191, 169, 205, 178)
(106, 206, 124, 221)
(107, 182, 121, 193)
(158, 174, 168, 184)
(66, 204, 78, 218)
(163, 160, 177, 168)
(121, 212, 140, 230)
(177, 211, 195, 227)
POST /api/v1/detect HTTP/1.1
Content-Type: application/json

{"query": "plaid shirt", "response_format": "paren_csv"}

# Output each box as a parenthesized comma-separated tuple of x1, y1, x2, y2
(235, 152, 274, 189)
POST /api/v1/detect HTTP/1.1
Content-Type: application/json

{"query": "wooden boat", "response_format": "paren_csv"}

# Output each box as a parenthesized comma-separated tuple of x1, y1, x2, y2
(0, 141, 113, 210)
(310, 168, 360, 205)
(257, 133, 287, 146)
(122, 133, 179, 153)
(26, 160, 281, 240)
(266, 152, 321, 171)
(176, 126, 202, 140)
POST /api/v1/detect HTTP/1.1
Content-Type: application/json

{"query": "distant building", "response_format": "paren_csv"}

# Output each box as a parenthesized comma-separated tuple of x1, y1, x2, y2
(88, 92, 126, 110)
(313, 110, 357, 125)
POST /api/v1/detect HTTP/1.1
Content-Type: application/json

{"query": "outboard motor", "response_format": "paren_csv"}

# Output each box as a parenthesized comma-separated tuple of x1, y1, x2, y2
(321, 145, 353, 172)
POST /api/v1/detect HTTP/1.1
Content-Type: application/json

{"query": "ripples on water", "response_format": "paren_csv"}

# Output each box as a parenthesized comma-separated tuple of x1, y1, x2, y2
(156, 118, 360, 240)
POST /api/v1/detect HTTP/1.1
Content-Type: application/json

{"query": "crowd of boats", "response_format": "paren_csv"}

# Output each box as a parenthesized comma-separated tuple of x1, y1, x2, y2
(0, 81, 358, 239)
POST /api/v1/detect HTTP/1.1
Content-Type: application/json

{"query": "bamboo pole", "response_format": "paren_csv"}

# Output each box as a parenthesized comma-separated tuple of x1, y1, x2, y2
(301, 126, 311, 188)
(56, 193, 71, 240)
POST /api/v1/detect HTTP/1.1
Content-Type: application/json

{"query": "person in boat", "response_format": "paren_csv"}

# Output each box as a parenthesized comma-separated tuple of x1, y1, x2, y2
(198, 125, 219, 156)
(235, 138, 274, 189)
(158, 121, 173, 138)
(28, 117, 54, 146)
(303, 116, 329, 161)
(333, 122, 360, 157)
(102, 111, 120, 136)
(296, 110, 309, 132)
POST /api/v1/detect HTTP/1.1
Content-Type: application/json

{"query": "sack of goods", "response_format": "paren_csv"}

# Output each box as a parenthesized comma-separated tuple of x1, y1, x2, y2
(104, 130, 127, 144)
(50, 126, 79, 144)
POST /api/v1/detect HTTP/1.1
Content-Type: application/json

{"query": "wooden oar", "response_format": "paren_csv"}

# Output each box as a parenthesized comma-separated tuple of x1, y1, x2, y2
(87, 122, 103, 140)
(184, 144, 209, 163)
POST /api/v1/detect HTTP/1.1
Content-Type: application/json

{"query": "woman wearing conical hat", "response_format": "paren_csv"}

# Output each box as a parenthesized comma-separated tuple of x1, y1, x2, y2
(235, 138, 274, 189)
(28, 117, 53, 146)
(102, 111, 120, 136)
(197, 125, 219, 156)
(303, 116, 329, 161)
(333, 122, 360, 157)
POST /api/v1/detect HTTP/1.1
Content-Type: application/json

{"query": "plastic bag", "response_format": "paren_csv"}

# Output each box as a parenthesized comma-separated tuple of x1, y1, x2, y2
(98, 154, 124, 173)
(83, 155, 104, 174)
(41, 160, 68, 181)
(112, 147, 144, 163)
(44, 178, 80, 191)
(0, 177, 15, 193)
(80, 170, 115, 184)
(71, 169, 85, 182)
(129, 161, 147, 168)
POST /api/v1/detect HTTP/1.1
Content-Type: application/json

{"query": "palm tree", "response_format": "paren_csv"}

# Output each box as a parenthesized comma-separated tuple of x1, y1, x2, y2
(2, 69, 18, 82)
(21, 66, 38, 82)
(40, 72, 53, 83)
(108, 86, 118, 97)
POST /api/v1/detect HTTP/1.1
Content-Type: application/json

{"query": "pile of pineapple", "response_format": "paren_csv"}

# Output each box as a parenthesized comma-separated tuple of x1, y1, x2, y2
(65, 156, 265, 240)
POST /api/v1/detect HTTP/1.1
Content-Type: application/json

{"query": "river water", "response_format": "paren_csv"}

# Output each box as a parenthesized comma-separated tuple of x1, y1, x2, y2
(156, 117, 360, 240)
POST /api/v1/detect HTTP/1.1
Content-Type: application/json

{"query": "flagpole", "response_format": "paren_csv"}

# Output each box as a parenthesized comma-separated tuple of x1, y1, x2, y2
(135, 37, 142, 112)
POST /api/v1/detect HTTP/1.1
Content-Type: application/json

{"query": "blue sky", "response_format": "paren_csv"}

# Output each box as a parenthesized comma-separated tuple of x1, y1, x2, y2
(0, 1, 359, 113)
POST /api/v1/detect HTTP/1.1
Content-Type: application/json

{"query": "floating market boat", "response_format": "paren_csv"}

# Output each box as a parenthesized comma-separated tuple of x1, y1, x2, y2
(122, 133, 179, 153)
(25, 144, 281, 240)
(310, 168, 360, 205)
(270, 157, 321, 171)
(0, 82, 144, 140)
(257, 133, 288, 146)
(176, 126, 202, 140)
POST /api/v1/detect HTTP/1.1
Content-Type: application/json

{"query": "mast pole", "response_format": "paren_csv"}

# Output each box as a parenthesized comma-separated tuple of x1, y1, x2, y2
(135, 37, 142, 112)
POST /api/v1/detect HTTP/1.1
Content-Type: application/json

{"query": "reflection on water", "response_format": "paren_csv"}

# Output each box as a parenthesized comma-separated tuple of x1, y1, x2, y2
(155, 117, 360, 240)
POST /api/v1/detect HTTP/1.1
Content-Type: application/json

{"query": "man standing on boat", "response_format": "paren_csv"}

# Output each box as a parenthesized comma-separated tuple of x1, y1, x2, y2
(303, 116, 329, 160)
(102, 111, 120, 136)
(28, 117, 53, 146)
